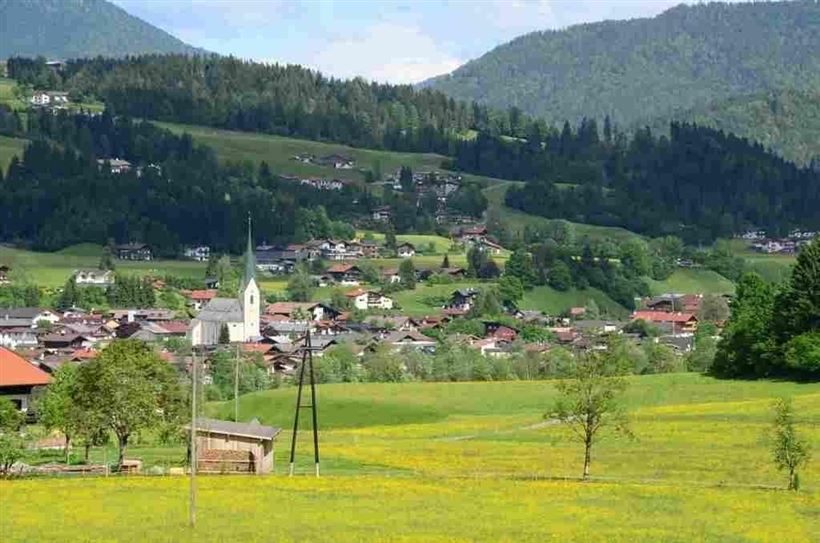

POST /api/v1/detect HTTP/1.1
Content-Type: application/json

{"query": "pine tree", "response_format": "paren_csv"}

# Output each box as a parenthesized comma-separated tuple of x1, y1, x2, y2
(219, 323, 231, 344)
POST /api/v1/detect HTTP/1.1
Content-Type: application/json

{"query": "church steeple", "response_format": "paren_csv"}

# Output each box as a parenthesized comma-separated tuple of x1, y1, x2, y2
(244, 213, 256, 286)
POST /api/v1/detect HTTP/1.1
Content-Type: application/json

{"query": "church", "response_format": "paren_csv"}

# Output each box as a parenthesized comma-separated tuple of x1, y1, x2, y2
(189, 220, 260, 346)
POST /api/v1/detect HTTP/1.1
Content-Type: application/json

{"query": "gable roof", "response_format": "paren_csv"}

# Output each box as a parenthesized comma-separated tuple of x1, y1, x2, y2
(188, 417, 281, 441)
(196, 298, 243, 322)
(265, 302, 319, 316)
(632, 311, 697, 323)
(0, 347, 52, 387)
(188, 289, 218, 301)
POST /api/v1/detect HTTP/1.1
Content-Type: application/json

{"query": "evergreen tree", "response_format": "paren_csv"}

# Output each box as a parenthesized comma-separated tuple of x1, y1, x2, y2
(399, 258, 416, 290)
(218, 323, 230, 344)
(505, 248, 535, 288)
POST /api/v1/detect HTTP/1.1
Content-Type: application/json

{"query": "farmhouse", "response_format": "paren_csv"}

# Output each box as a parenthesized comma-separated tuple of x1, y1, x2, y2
(326, 263, 362, 285)
(30, 90, 69, 107)
(187, 289, 218, 312)
(97, 158, 133, 174)
(371, 206, 391, 222)
(397, 243, 416, 258)
(188, 418, 281, 474)
(346, 289, 394, 311)
(316, 154, 355, 169)
(116, 243, 153, 261)
(184, 245, 210, 262)
(446, 289, 479, 313)
(265, 302, 338, 322)
(0, 347, 51, 413)
(189, 225, 260, 346)
(360, 240, 380, 258)
(0, 308, 61, 327)
(631, 311, 698, 333)
(74, 269, 115, 287)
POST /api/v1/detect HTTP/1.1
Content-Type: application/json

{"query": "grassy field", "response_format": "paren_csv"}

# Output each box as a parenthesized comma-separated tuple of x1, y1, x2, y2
(519, 285, 628, 316)
(0, 244, 205, 288)
(0, 134, 26, 172)
(646, 269, 736, 296)
(358, 231, 459, 255)
(3, 375, 819, 541)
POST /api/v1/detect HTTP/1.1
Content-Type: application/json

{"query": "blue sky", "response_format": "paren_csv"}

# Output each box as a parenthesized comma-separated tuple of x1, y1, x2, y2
(113, 1, 715, 84)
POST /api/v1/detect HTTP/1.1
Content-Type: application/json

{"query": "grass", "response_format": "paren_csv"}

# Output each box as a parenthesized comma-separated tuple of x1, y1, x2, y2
(4, 374, 819, 541)
(0, 244, 205, 288)
(0, 134, 26, 172)
(391, 281, 486, 315)
(519, 285, 628, 317)
(646, 269, 736, 296)
(358, 231, 459, 255)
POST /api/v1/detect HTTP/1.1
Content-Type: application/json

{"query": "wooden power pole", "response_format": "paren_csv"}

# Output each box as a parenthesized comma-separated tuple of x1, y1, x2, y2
(289, 327, 320, 477)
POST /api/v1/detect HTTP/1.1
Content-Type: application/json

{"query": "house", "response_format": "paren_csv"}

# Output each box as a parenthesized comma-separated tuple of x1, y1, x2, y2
(30, 90, 69, 107)
(397, 243, 416, 258)
(569, 307, 586, 319)
(187, 417, 281, 474)
(326, 263, 362, 285)
(483, 321, 519, 342)
(363, 315, 418, 332)
(446, 289, 479, 313)
(382, 268, 401, 284)
(0, 308, 61, 327)
(300, 178, 345, 191)
(264, 302, 338, 322)
(316, 154, 355, 169)
(440, 267, 467, 279)
(73, 269, 115, 287)
(573, 320, 624, 335)
(187, 289, 218, 311)
(645, 294, 703, 313)
(0, 265, 9, 284)
(97, 158, 133, 174)
(454, 226, 488, 244)
(189, 225, 260, 346)
(360, 240, 380, 258)
(631, 311, 698, 333)
(372, 206, 392, 222)
(184, 245, 210, 262)
(383, 330, 437, 352)
(0, 325, 38, 349)
(0, 347, 52, 413)
(346, 289, 394, 311)
(116, 243, 153, 261)
(479, 238, 505, 255)
(41, 332, 92, 350)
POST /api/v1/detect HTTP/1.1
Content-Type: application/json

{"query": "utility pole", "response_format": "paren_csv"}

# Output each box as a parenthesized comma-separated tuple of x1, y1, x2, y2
(289, 327, 320, 477)
(189, 348, 198, 528)
(234, 344, 240, 422)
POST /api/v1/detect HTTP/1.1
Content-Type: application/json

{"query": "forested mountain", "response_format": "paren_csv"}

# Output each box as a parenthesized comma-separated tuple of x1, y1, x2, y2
(455, 120, 820, 242)
(425, 1, 820, 162)
(0, 0, 202, 59)
(652, 89, 820, 166)
(7, 54, 515, 154)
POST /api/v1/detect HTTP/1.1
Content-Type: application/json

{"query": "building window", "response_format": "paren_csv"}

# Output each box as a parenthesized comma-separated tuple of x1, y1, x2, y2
(250, 295, 254, 305)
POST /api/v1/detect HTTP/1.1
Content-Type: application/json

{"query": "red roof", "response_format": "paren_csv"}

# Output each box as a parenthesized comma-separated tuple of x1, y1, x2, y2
(158, 320, 191, 334)
(345, 288, 368, 298)
(327, 263, 356, 273)
(241, 343, 274, 354)
(69, 348, 98, 360)
(189, 289, 218, 301)
(0, 347, 52, 387)
(266, 302, 318, 316)
(632, 311, 697, 323)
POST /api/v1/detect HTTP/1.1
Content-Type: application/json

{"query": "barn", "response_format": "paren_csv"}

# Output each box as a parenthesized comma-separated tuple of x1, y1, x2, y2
(188, 418, 281, 475)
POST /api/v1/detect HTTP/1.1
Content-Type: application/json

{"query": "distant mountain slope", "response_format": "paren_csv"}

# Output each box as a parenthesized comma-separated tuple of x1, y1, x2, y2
(426, 1, 820, 131)
(657, 88, 820, 165)
(0, 0, 202, 59)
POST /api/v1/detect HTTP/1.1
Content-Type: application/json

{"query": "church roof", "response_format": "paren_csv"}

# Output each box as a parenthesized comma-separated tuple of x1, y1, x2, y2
(196, 297, 243, 323)
(244, 215, 256, 287)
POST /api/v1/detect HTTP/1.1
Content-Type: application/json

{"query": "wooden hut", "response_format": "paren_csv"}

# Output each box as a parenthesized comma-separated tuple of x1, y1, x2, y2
(188, 418, 281, 474)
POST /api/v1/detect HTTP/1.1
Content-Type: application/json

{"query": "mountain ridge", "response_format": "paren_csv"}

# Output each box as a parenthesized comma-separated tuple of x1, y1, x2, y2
(0, 0, 203, 59)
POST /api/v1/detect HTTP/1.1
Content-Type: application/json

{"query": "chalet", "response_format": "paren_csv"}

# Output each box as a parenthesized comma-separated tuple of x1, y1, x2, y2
(372, 206, 392, 222)
(30, 90, 69, 107)
(187, 289, 218, 311)
(363, 315, 418, 332)
(483, 321, 519, 342)
(470, 337, 514, 358)
(184, 245, 210, 262)
(645, 293, 703, 313)
(316, 154, 355, 169)
(326, 263, 362, 285)
(573, 320, 624, 335)
(479, 238, 505, 255)
(346, 289, 394, 311)
(383, 330, 437, 352)
(0, 308, 61, 327)
(631, 311, 698, 333)
(300, 178, 345, 191)
(0, 347, 51, 413)
(0, 326, 38, 349)
(73, 269, 115, 287)
(188, 418, 281, 474)
(397, 243, 416, 258)
(314, 239, 361, 261)
(360, 240, 380, 258)
(454, 226, 488, 244)
(116, 243, 153, 261)
(382, 267, 401, 284)
(97, 158, 133, 174)
(41, 333, 92, 350)
(0, 265, 9, 284)
(265, 302, 339, 322)
(446, 289, 479, 313)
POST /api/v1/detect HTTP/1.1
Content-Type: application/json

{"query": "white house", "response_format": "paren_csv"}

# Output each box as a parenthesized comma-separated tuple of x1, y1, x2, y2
(346, 289, 394, 311)
(97, 158, 132, 174)
(74, 269, 115, 287)
(184, 245, 211, 262)
(0, 308, 61, 327)
(30, 91, 69, 106)
(397, 243, 416, 258)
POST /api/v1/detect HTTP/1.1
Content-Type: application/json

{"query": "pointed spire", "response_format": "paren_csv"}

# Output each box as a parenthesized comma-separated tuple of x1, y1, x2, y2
(244, 212, 256, 286)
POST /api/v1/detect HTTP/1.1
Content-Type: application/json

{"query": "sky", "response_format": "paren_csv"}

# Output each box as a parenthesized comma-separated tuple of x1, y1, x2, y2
(112, 0, 713, 84)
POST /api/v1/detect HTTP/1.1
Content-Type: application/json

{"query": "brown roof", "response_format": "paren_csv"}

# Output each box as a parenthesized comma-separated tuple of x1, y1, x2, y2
(632, 311, 697, 324)
(0, 347, 52, 387)
(327, 263, 357, 273)
(189, 289, 218, 301)
(265, 302, 318, 316)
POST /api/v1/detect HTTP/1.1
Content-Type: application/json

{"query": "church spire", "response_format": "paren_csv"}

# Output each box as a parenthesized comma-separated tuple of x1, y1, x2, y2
(244, 213, 256, 286)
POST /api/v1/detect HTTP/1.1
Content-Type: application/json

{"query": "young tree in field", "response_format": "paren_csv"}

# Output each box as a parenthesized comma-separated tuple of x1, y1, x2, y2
(550, 352, 631, 480)
(441, 253, 450, 269)
(399, 258, 416, 290)
(218, 323, 231, 344)
(287, 266, 314, 302)
(74, 340, 186, 469)
(38, 364, 79, 464)
(0, 398, 24, 476)
(770, 397, 810, 491)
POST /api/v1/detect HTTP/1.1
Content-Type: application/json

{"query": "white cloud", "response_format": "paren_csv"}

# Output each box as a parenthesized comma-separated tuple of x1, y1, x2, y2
(309, 23, 463, 84)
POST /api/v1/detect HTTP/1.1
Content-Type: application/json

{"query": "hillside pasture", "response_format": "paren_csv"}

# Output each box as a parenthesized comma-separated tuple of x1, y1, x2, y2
(0, 134, 26, 172)
(0, 244, 205, 288)
(646, 269, 735, 296)
(519, 285, 628, 317)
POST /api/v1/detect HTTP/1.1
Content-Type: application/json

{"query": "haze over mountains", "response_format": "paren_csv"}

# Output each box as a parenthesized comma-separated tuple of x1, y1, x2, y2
(0, 0, 202, 59)
(425, 1, 820, 164)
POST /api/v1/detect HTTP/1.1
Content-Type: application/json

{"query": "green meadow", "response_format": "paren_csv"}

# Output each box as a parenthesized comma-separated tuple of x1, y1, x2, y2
(3, 374, 819, 541)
